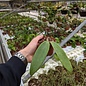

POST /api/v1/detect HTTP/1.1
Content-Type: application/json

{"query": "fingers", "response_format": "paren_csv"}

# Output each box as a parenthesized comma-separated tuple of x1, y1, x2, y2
(33, 35, 44, 43)
(36, 35, 44, 40)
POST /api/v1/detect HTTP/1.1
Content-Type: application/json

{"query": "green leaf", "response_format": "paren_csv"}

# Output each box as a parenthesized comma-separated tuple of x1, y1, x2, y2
(30, 41, 50, 75)
(54, 53, 60, 61)
(55, 37, 60, 43)
(50, 41, 73, 73)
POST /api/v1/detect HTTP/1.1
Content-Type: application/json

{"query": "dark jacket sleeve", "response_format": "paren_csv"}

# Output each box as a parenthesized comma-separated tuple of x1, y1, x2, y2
(0, 56, 26, 86)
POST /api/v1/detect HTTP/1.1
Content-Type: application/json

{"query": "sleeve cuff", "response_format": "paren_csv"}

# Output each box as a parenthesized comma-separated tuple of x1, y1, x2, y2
(6, 56, 26, 78)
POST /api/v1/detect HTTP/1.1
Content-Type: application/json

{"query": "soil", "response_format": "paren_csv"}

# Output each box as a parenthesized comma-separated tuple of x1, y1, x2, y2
(28, 78, 41, 86)
(80, 10, 86, 17)
(49, 21, 53, 24)
(75, 40, 81, 45)
(42, 18, 47, 22)
(71, 8, 79, 14)
(72, 28, 76, 30)
(61, 10, 68, 14)
(83, 51, 86, 59)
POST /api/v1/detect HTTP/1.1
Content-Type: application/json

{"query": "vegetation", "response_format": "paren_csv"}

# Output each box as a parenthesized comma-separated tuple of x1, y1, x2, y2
(29, 59, 86, 86)
(0, 1, 86, 85)
(30, 36, 73, 75)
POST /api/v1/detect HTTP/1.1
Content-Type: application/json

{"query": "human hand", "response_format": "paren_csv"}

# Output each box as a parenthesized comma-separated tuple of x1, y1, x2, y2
(19, 35, 44, 63)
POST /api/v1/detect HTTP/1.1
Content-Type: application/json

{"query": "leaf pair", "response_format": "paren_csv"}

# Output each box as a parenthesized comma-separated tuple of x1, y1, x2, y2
(30, 41, 73, 76)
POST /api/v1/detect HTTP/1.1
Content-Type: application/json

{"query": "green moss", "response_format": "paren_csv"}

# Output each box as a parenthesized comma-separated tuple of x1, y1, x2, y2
(28, 59, 86, 86)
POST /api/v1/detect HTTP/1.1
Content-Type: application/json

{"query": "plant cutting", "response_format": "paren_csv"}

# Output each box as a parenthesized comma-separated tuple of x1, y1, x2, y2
(30, 36, 73, 76)
(70, 18, 82, 31)
(60, 4, 70, 15)
(42, 5, 57, 24)
(79, 2, 86, 17)
(69, 2, 79, 14)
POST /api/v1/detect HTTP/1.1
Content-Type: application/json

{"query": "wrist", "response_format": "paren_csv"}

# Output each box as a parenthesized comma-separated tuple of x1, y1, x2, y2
(19, 49, 31, 63)
(19, 49, 28, 58)
(14, 52, 28, 66)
